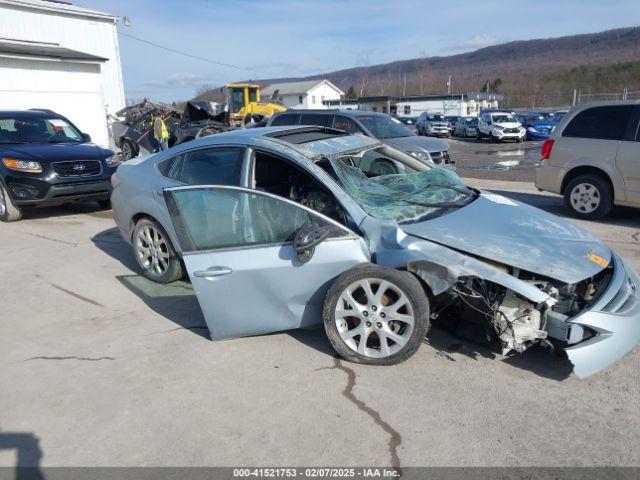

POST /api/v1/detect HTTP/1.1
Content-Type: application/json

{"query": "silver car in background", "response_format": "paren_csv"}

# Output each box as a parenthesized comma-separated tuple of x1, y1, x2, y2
(111, 126, 640, 377)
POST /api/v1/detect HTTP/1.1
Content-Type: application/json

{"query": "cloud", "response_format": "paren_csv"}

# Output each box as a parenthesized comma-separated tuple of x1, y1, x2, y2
(443, 34, 499, 53)
(143, 73, 218, 89)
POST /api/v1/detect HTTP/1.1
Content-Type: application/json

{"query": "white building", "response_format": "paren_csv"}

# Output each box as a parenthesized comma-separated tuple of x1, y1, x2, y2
(0, 0, 125, 147)
(397, 93, 501, 118)
(262, 79, 344, 110)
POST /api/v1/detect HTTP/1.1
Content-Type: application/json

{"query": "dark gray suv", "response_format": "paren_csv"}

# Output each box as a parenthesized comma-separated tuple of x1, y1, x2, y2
(268, 110, 453, 167)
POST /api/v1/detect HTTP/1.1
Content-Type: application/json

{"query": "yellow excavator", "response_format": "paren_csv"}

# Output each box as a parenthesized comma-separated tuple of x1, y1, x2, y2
(225, 82, 286, 127)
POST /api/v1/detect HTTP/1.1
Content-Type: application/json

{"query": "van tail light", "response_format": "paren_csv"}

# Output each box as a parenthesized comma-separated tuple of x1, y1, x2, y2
(541, 139, 555, 161)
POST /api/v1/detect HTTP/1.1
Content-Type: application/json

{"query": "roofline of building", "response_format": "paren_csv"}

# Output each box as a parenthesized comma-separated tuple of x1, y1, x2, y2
(0, 0, 117, 21)
(263, 78, 345, 96)
(0, 37, 108, 62)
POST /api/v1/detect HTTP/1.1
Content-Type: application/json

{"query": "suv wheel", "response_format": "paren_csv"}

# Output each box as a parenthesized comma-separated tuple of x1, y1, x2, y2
(0, 181, 23, 222)
(323, 265, 430, 365)
(476, 130, 482, 141)
(132, 218, 184, 283)
(564, 174, 613, 219)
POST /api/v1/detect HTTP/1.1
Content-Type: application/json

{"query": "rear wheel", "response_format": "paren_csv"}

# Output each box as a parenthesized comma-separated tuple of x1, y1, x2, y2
(0, 181, 23, 222)
(132, 218, 183, 283)
(476, 130, 482, 141)
(323, 265, 430, 365)
(564, 174, 613, 219)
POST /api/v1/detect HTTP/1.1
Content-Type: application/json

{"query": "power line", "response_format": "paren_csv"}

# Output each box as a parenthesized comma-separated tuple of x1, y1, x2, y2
(118, 31, 252, 72)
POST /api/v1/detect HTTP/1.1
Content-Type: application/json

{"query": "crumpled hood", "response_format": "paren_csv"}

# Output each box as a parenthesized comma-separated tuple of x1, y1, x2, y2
(384, 136, 449, 154)
(530, 122, 553, 131)
(494, 122, 521, 129)
(0, 143, 111, 162)
(400, 192, 611, 284)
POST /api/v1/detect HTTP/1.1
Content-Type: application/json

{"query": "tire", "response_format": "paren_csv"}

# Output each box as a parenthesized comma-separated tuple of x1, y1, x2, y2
(120, 140, 136, 161)
(323, 264, 430, 366)
(97, 199, 111, 210)
(563, 174, 613, 219)
(370, 160, 397, 176)
(476, 131, 482, 141)
(0, 180, 23, 222)
(489, 132, 496, 143)
(132, 217, 184, 283)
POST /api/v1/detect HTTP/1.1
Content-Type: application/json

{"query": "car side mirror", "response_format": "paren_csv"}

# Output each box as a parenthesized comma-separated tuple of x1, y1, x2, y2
(294, 222, 332, 263)
(81, 133, 92, 142)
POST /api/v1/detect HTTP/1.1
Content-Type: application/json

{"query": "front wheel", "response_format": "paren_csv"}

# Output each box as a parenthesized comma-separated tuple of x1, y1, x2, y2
(0, 181, 23, 222)
(120, 140, 136, 161)
(323, 265, 430, 365)
(132, 218, 184, 283)
(564, 174, 613, 219)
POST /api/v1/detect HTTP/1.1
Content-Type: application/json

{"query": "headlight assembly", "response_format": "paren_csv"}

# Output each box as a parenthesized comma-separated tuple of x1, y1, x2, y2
(2, 158, 42, 173)
(408, 151, 430, 163)
(105, 154, 121, 168)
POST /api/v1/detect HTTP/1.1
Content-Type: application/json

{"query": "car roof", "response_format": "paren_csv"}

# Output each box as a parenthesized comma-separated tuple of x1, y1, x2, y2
(0, 109, 63, 119)
(274, 109, 389, 118)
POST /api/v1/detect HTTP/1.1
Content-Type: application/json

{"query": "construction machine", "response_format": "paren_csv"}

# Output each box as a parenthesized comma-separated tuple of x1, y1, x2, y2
(226, 82, 286, 127)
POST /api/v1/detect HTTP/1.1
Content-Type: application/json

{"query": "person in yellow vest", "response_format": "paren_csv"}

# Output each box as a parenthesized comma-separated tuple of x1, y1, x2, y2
(153, 113, 169, 152)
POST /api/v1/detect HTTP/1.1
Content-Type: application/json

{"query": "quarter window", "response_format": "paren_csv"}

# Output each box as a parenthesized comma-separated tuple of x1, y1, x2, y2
(563, 106, 634, 140)
(332, 116, 363, 134)
(270, 114, 299, 126)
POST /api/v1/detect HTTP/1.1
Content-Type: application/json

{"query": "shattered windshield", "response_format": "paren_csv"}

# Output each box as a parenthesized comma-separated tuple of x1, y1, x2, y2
(329, 146, 476, 223)
(357, 115, 413, 139)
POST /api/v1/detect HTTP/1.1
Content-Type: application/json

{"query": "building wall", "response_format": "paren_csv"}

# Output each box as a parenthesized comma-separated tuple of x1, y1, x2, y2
(0, 2, 125, 115)
(0, 56, 109, 147)
(306, 83, 342, 110)
(397, 98, 467, 117)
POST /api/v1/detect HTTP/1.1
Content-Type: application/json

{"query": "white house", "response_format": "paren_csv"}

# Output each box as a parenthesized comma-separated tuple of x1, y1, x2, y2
(397, 93, 502, 118)
(262, 79, 344, 110)
(0, 0, 125, 147)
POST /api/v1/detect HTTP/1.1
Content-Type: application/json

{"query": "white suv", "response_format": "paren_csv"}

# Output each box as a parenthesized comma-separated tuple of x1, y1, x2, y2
(477, 111, 526, 143)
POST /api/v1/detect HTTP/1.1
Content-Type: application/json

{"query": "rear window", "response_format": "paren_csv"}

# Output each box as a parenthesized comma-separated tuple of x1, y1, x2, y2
(270, 114, 299, 126)
(563, 106, 634, 141)
(299, 113, 331, 127)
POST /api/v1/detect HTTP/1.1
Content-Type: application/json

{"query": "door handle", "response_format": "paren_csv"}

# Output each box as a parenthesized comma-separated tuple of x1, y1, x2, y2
(193, 266, 233, 278)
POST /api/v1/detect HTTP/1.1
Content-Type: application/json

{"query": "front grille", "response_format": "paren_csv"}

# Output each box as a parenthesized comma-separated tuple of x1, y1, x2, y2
(602, 269, 637, 314)
(52, 161, 102, 177)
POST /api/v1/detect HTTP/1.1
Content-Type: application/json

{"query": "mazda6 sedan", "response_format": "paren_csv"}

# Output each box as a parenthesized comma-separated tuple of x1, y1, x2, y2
(111, 126, 640, 377)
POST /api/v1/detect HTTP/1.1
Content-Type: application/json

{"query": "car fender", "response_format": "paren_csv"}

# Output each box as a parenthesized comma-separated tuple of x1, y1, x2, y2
(561, 157, 625, 201)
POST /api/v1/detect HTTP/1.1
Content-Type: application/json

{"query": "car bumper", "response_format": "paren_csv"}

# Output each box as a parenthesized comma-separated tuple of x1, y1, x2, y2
(4, 169, 115, 207)
(494, 131, 525, 141)
(526, 131, 550, 140)
(534, 163, 565, 194)
(565, 253, 640, 378)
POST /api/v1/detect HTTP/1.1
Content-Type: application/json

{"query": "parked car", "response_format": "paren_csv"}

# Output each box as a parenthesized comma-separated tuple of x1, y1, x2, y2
(0, 109, 119, 222)
(267, 110, 453, 168)
(111, 125, 640, 377)
(416, 112, 450, 137)
(516, 113, 555, 140)
(453, 116, 479, 138)
(397, 116, 418, 132)
(445, 115, 460, 135)
(477, 111, 526, 142)
(535, 101, 640, 219)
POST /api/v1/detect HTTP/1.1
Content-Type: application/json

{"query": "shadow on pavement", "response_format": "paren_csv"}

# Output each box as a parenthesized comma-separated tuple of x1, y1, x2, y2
(488, 189, 640, 228)
(91, 227, 138, 272)
(0, 430, 45, 480)
(20, 201, 112, 222)
(116, 275, 209, 340)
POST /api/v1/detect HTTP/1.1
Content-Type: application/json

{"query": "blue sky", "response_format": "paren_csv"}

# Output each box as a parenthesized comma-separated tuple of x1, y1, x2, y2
(78, 0, 640, 102)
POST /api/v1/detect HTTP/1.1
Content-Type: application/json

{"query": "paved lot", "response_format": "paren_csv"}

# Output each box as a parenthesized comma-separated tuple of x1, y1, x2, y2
(1, 179, 640, 469)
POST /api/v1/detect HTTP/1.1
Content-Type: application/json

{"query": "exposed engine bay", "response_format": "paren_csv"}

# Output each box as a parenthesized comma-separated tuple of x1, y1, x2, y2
(432, 265, 614, 356)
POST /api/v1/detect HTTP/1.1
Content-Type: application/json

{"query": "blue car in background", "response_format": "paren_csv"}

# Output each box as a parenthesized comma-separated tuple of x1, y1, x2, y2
(517, 113, 554, 140)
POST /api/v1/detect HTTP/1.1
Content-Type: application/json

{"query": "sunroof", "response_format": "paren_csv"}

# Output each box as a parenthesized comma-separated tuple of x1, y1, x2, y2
(265, 127, 349, 145)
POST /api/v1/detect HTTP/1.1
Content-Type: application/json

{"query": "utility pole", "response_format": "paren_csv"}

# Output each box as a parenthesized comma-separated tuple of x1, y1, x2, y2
(447, 75, 452, 94)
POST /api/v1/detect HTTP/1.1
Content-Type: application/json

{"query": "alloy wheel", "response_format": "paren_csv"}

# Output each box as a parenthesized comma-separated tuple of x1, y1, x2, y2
(135, 225, 170, 275)
(570, 183, 600, 214)
(334, 278, 415, 358)
(122, 142, 133, 161)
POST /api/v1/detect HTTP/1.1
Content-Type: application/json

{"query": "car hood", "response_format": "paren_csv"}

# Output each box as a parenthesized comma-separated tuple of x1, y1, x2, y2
(494, 122, 521, 128)
(530, 123, 553, 130)
(0, 143, 112, 162)
(400, 192, 611, 284)
(384, 136, 449, 154)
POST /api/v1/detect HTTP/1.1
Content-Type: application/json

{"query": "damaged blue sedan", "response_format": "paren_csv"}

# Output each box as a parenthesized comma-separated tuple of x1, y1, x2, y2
(111, 126, 640, 378)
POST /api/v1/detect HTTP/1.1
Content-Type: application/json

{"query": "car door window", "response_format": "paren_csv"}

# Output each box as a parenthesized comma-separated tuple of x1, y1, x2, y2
(563, 105, 634, 140)
(165, 187, 347, 252)
(299, 113, 331, 127)
(332, 116, 363, 134)
(168, 147, 244, 185)
(269, 114, 300, 126)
